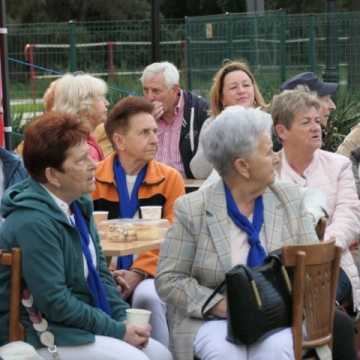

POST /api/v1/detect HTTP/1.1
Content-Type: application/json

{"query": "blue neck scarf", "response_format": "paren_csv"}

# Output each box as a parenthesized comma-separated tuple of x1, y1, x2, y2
(70, 201, 112, 315)
(113, 157, 147, 269)
(224, 183, 267, 267)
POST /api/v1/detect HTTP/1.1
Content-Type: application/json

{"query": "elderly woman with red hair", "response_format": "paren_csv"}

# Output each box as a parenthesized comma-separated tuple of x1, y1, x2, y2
(0, 112, 172, 360)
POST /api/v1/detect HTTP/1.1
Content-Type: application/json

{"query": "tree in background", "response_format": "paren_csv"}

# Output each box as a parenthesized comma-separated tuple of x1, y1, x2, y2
(6, 0, 355, 24)
(265, 0, 351, 12)
(7, 0, 151, 23)
(160, 0, 352, 18)
(160, 0, 223, 18)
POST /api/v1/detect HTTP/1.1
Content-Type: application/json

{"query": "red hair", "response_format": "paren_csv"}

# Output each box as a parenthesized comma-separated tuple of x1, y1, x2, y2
(23, 112, 89, 182)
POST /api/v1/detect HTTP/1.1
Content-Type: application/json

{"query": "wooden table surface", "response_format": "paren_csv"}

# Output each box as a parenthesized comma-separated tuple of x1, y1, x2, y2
(101, 236, 165, 257)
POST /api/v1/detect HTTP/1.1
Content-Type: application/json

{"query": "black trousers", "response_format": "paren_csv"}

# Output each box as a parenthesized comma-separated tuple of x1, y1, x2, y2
(333, 309, 357, 360)
(336, 268, 353, 308)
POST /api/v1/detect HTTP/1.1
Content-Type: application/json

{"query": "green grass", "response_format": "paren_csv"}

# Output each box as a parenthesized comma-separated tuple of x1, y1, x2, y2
(11, 103, 43, 114)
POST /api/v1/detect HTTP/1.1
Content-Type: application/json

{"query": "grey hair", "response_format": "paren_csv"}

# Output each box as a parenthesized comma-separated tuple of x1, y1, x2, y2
(271, 89, 320, 129)
(202, 106, 273, 177)
(53, 73, 107, 115)
(140, 61, 180, 89)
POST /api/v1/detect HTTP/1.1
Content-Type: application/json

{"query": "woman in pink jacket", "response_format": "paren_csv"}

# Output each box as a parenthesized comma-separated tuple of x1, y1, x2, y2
(272, 89, 360, 313)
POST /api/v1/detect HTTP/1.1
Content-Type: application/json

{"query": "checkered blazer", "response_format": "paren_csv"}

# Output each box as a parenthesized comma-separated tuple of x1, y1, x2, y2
(155, 179, 331, 360)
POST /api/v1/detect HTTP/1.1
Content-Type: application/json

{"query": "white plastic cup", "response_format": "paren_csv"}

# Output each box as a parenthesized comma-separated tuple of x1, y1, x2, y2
(93, 211, 109, 226)
(126, 308, 152, 326)
(140, 206, 162, 220)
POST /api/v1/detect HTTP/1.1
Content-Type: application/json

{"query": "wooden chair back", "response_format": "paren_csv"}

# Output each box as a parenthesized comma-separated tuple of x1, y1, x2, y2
(282, 241, 341, 360)
(0, 248, 24, 341)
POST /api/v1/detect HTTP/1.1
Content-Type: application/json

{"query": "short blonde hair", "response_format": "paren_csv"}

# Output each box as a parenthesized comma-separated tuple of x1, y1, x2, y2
(53, 73, 107, 115)
(210, 61, 266, 116)
(271, 89, 321, 129)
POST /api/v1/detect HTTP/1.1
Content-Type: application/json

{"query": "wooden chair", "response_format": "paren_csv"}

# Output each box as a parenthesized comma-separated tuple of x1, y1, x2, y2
(281, 242, 341, 360)
(0, 248, 24, 341)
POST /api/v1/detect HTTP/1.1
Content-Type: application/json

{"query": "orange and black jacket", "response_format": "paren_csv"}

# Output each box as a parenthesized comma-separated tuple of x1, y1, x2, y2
(92, 153, 185, 277)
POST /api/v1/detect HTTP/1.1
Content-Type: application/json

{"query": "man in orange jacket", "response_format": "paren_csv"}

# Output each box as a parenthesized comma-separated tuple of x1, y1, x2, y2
(92, 96, 185, 348)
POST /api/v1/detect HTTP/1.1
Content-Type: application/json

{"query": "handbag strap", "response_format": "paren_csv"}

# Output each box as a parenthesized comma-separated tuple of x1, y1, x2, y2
(238, 254, 283, 282)
(201, 280, 226, 319)
(201, 254, 292, 317)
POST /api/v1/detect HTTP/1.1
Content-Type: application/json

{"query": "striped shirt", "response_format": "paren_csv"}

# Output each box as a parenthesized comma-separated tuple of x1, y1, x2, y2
(155, 91, 185, 176)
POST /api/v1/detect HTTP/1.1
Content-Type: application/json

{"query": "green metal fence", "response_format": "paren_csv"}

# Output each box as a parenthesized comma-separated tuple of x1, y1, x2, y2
(7, 11, 360, 124)
(8, 19, 185, 106)
(185, 11, 360, 99)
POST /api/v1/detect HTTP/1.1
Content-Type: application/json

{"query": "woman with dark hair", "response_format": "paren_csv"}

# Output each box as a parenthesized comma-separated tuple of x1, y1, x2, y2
(0, 112, 172, 360)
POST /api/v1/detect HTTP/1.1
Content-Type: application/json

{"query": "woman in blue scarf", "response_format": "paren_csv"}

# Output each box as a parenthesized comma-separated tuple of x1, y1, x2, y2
(156, 106, 355, 360)
(0, 112, 171, 360)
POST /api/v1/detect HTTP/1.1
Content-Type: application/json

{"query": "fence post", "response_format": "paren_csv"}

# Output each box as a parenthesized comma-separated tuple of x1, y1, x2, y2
(68, 20, 77, 72)
(226, 13, 233, 60)
(24, 44, 36, 103)
(184, 17, 192, 91)
(279, 11, 287, 83)
(308, 16, 316, 73)
(323, 0, 338, 83)
(151, 0, 161, 62)
(348, 13, 360, 89)
(107, 41, 115, 81)
(250, 15, 258, 67)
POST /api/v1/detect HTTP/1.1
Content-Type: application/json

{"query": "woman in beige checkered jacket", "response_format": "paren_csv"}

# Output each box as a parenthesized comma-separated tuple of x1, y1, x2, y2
(156, 106, 356, 360)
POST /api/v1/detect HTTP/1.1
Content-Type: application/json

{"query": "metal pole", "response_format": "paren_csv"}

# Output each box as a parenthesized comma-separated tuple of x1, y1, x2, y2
(308, 16, 316, 73)
(279, 11, 287, 83)
(246, 0, 264, 13)
(323, 0, 338, 83)
(0, 0, 11, 149)
(185, 17, 192, 91)
(151, 0, 160, 62)
(68, 20, 77, 72)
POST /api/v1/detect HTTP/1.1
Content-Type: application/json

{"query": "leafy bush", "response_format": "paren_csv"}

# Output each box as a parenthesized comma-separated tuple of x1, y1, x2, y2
(322, 91, 360, 152)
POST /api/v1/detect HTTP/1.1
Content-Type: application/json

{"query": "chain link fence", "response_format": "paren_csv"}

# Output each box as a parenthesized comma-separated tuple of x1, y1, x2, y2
(7, 12, 360, 123)
(8, 19, 185, 107)
(185, 11, 360, 99)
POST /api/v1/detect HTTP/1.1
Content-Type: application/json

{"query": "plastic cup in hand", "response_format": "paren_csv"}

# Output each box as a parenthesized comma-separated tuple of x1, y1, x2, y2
(126, 308, 152, 326)
(140, 206, 162, 220)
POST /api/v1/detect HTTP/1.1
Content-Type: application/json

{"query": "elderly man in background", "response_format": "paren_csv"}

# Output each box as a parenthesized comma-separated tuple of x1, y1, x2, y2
(272, 89, 360, 314)
(140, 61, 208, 178)
(92, 96, 185, 347)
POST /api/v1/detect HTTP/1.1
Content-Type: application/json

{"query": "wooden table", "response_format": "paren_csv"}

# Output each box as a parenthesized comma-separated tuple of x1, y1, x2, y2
(101, 236, 165, 257)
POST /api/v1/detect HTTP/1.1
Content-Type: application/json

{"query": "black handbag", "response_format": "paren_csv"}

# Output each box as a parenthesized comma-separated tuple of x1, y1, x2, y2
(201, 254, 292, 345)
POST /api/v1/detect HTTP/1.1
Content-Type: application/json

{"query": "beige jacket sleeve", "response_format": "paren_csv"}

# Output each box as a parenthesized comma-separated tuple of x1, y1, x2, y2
(337, 124, 360, 157)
